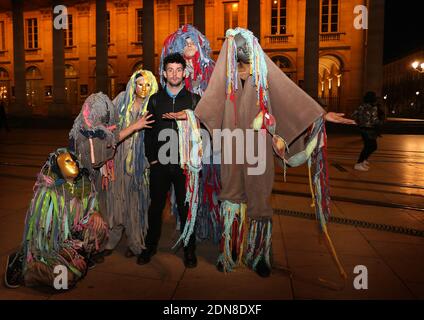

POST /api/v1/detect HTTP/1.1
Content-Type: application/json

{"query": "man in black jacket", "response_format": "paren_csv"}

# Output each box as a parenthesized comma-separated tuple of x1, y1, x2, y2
(138, 53, 200, 268)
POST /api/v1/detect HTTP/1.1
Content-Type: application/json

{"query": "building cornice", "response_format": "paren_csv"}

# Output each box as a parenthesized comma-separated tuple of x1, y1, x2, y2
(319, 46, 351, 51)
(76, 3, 90, 17)
(39, 8, 51, 20)
(114, 1, 129, 14)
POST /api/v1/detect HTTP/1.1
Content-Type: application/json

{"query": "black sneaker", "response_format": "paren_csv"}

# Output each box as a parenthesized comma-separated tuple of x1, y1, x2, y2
(87, 258, 96, 270)
(91, 252, 105, 264)
(137, 247, 157, 265)
(183, 249, 197, 268)
(101, 249, 113, 257)
(216, 261, 224, 273)
(4, 252, 23, 289)
(255, 258, 271, 278)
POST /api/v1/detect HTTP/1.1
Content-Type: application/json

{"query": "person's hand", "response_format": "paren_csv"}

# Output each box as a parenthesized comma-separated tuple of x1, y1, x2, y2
(162, 111, 187, 120)
(324, 112, 356, 125)
(132, 111, 155, 131)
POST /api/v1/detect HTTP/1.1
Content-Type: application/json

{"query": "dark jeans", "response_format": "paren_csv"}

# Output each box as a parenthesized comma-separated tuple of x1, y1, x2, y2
(145, 163, 196, 251)
(358, 128, 378, 163)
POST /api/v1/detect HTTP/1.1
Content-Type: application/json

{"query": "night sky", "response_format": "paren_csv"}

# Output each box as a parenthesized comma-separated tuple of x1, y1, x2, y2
(384, 1, 424, 64)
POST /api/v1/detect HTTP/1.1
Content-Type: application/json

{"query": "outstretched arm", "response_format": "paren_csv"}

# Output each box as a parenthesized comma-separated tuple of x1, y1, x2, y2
(118, 111, 155, 142)
(324, 112, 356, 125)
(162, 111, 188, 120)
(163, 112, 355, 131)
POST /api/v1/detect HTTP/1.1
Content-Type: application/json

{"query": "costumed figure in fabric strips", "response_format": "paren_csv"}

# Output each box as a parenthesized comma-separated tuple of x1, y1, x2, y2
(160, 24, 214, 95)
(172, 109, 203, 250)
(4, 148, 107, 289)
(68, 92, 152, 260)
(160, 24, 221, 243)
(167, 27, 354, 279)
(69, 92, 120, 223)
(104, 69, 157, 258)
(195, 28, 353, 278)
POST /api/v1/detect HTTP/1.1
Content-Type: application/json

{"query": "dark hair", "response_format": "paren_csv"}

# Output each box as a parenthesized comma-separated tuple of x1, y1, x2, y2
(363, 91, 377, 104)
(163, 52, 186, 71)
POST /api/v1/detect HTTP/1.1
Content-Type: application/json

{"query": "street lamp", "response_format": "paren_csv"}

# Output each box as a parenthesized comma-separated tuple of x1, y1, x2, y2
(411, 61, 424, 73)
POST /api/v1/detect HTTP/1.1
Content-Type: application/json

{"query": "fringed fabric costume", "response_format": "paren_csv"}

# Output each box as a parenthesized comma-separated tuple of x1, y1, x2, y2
(194, 28, 346, 278)
(106, 69, 158, 255)
(173, 109, 203, 248)
(13, 149, 107, 289)
(160, 24, 215, 95)
(160, 24, 221, 243)
(69, 92, 120, 230)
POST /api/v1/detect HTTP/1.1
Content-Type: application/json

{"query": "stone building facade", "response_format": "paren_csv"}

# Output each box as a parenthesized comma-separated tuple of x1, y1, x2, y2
(0, 0, 384, 116)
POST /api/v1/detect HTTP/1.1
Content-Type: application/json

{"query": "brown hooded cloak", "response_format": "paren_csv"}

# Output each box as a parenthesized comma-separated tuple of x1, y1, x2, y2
(195, 39, 325, 219)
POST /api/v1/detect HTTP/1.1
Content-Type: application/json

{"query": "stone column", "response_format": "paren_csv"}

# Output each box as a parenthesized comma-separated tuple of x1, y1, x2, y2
(304, 0, 319, 99)
(114, 0, 129, 93)
(51, 0, 67, 116)
(142, 0, 154, 71)
(194, 0, 205, 34)
(248, 0, 260, 40)
(11, 0, 27, 115)
(76, 3, 90, 105)
(364, 0, 385, 96)
(96, 0, 108, 93)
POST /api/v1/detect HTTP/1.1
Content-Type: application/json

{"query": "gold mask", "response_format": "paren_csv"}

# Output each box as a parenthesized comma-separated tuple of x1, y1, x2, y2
(57, 152, 79, 180)
(135, 74, 152, 99)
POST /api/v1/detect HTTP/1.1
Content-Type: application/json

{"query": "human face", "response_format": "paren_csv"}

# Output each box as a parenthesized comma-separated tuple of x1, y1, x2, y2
(57, 152, 79, 180)
(135, 76, 151, 99)
(234, 33, 250, 64)
(163, 62, 184, 87)
(183, 37, 198, 58)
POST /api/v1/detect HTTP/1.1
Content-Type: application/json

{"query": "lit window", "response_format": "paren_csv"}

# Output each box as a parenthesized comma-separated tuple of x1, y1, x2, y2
(64, 15, 73, 47)
(178, 5, 193, 27)
(321, 0, 339, 33)
(136, 9, 143, 42)
(271, 0, 287, 35)
(224, 2, 239, 34)
(0, 21, 5, 50)
(25, 18, 38, 49)
(107, 11, 110, 44)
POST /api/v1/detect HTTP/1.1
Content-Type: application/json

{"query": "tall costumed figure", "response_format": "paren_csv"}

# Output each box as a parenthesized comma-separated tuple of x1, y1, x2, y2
(160, 24, 221, 243)
(105, 69, 158, 257)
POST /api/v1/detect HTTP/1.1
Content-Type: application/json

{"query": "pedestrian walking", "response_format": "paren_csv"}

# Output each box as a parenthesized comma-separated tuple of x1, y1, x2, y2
(352, 91, 385, 171)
